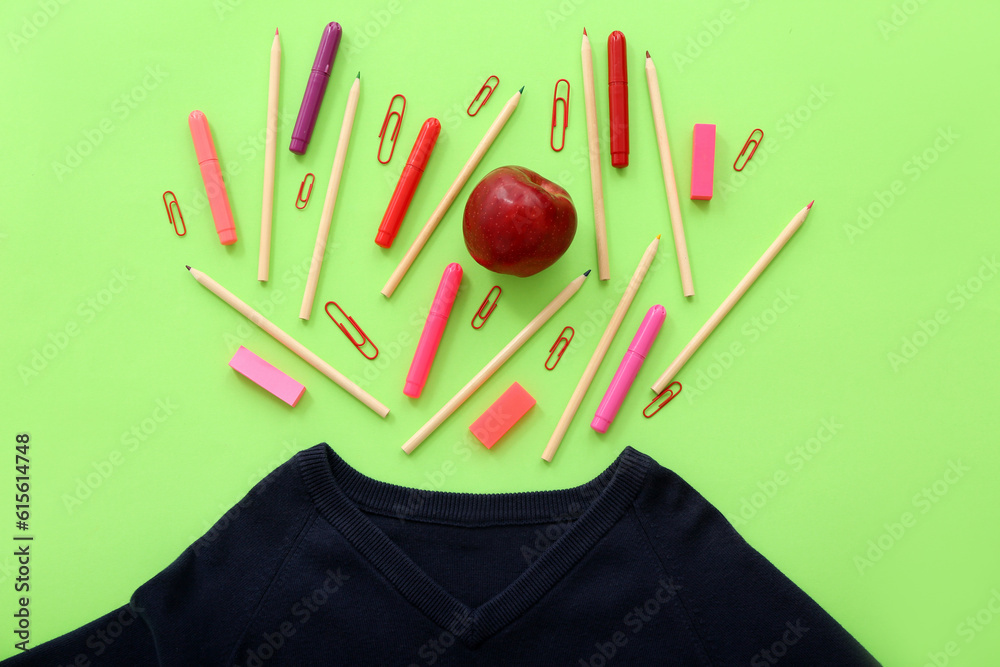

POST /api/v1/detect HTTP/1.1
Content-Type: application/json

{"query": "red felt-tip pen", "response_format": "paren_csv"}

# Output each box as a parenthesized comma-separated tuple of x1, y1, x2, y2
(376, 118, 441, 248)
(608, 30, 629, 168)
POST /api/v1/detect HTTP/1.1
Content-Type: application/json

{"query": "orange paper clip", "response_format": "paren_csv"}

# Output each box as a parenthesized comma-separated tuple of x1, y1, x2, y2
(162, 191, 186, 236)
(550, 79, 570, 151)
(472, 285, 501, 329)
(325, 301, 379, 360)
(643, 382, 682, 418)
(733, 129, 763, 171)
(545, 326, 574, 370)
(378, 94, 406, 164)
(467, 75, 499, 116)
(296, 173, 315, 210)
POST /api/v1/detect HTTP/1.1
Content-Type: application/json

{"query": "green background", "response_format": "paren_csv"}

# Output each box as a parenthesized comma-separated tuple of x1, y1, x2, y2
(2, 0, 998, 663)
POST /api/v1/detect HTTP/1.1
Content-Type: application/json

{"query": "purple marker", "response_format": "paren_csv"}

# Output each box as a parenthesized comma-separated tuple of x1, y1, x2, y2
(592, 305, 666, 433)
(289, 22, 343, 155)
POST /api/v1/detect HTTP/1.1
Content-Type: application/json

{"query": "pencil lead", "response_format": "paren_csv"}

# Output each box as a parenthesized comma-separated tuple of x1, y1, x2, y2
(584, 269, 592, 277)
(275, 28, 279, 36)
(646, 50, 650, 59)
(356, 71, 361, 79)
(656, 234, 661, 239)
(583, 27, 588, 36)
(185, 265, 191, 271)
(807, 200, 814, 210)
(519, 86, 524, 94)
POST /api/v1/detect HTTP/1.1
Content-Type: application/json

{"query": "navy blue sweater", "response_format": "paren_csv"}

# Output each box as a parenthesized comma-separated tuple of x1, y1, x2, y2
(4, 445, 879, 665)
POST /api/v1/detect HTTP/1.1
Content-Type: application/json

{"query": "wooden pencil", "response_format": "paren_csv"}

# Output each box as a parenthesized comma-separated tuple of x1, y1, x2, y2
(187, 265, 390, 417)
(300, 73, 361, 320)
(651, 202, 814, 394)
(382, 88, 523, 298)
(542, 236, 660, 462)
(644, 51, 694, 297)
(258, 29, 281, 282)
(582, 28, 610, 281)
(402, 270, 591, 454)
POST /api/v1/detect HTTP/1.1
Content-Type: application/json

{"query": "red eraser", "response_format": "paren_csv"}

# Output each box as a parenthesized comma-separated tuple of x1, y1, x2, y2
(691, 123, 716, 200)
(470, 382, 536, 449)
(229, 346, 306, 407)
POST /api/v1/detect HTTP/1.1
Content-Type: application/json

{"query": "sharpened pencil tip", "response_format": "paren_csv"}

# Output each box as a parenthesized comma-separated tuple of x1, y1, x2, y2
(275, 28, 279, 35)
(356, 71, 361, 79)
(583, 27, 587, 36)
(519, 86, 524, 94)
(185, 265, 191, 271)
(807, 200, 814, 210)
(656, 234, 661, 239)
(584, 269, 592, 277)
(646, 50, 650, 58)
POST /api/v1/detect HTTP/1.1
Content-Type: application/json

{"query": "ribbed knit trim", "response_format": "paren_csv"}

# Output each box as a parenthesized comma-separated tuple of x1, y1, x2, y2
(298, 444, 652, 647)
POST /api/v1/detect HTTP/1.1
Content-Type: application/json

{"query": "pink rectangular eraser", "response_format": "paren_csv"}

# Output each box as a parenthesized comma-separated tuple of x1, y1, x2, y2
(691, 123, 716, 200)
(470, 382, 536, 449)
(229, 346, 306, 407)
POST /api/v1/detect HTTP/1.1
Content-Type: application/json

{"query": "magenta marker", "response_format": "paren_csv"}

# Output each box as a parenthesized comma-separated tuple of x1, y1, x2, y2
(289, 22, 343, 155)
(404, 263, 462, 398)
(592, 305, 666, 433)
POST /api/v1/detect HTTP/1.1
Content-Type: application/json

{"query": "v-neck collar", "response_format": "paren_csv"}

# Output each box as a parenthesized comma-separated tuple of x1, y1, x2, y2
(297, 444, 652, 647)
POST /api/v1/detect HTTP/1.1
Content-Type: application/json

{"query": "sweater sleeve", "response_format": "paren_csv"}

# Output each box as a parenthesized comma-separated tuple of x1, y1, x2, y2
(1, 454, 314, 667)
(0, 603, 156, 665)
(634, 465, 881, 666)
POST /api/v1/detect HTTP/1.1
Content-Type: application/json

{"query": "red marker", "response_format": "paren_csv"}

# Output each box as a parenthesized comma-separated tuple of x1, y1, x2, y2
(608, 30, 629, 168)
(376, 118, 441, 248)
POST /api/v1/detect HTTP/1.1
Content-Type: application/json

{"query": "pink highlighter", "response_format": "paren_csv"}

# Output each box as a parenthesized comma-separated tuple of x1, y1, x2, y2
(404, 263, 462, 398)
(189, 110, 236, 245)
(592, 305, 666, 433)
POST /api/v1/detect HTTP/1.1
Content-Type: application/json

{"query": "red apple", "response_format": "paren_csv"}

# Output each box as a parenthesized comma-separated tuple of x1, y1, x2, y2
(463, 166, 577, 277)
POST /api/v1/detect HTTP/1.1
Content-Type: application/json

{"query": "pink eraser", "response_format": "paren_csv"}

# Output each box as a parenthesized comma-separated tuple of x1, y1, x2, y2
(691, 123, 716, 200)
(469, 382, 536, 449)
(229, 346, 306, 407)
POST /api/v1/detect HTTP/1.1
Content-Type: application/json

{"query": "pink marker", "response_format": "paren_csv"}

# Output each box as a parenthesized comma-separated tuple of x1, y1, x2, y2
(591, 305, 666, 433)
(404, 263, 462, 397)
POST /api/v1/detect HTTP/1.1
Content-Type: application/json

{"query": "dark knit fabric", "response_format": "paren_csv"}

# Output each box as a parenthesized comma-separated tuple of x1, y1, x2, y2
(2, 444, 879, 666)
